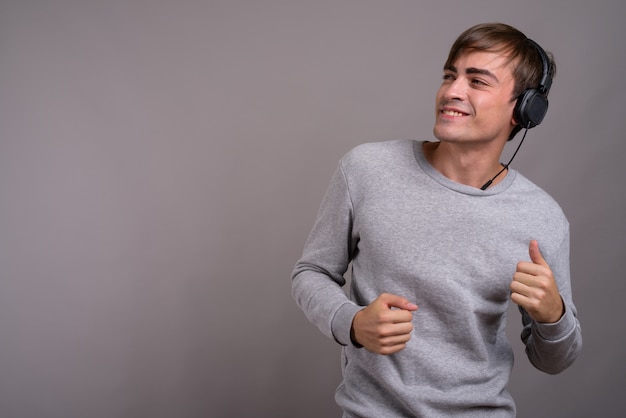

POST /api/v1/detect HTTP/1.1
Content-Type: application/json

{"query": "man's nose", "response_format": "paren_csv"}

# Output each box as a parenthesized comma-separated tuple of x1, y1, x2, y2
(442, 77, 467, 101)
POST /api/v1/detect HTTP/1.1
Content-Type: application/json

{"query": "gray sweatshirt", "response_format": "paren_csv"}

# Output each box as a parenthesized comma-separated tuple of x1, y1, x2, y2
(292, 139, 582, 417)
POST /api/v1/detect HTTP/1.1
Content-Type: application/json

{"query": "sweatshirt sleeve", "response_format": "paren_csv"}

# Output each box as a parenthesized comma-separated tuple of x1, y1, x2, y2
(291, 161, 362, 346)
(519, 227, 582, 374)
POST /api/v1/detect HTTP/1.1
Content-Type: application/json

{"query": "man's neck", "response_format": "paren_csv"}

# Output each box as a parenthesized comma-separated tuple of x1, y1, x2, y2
(422, 141, 507, 189)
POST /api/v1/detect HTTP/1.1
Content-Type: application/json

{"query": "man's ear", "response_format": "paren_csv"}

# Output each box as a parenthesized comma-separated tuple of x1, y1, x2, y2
(506, 95, 520, 140)
(509, 94, 518, 126)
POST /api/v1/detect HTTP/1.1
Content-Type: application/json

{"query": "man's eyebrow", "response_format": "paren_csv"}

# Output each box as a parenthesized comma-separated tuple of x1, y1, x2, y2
(444, 65, 499, 82)
(466, 67, 499, 82)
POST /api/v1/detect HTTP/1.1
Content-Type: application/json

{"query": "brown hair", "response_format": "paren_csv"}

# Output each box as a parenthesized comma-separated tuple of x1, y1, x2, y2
(445, 23, 556, 102)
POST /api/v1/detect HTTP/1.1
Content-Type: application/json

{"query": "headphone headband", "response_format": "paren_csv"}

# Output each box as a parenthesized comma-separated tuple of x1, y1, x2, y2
(526, 38, 552, 95)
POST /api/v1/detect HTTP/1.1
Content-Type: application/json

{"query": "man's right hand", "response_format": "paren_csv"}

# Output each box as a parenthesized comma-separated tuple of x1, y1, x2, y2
(351, 293, 418, 355)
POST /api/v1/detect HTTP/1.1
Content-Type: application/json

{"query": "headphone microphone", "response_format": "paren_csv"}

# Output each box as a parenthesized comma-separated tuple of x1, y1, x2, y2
(480, 38, 552, 191)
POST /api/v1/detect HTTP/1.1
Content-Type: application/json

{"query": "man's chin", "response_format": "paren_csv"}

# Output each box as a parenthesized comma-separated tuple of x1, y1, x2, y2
(433, 127, 462, 142)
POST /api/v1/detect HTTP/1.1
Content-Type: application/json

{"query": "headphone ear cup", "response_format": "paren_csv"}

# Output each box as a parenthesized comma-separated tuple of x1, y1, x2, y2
(514, 88, 549, 128)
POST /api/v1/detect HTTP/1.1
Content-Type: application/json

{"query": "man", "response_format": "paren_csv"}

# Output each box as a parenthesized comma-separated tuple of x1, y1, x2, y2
(292, 23, 582, 417)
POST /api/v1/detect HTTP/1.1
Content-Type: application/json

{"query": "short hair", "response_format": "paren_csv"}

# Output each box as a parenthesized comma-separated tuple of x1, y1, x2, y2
(444, 23, 557, 139)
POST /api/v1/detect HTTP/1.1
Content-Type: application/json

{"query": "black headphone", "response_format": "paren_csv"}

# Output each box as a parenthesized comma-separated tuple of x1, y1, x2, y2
(513, 39, 552, 129)
(481, 39, 553, 189)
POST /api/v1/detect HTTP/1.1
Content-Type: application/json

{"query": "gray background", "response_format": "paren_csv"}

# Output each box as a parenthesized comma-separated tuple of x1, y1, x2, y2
(1, 0, 624, 417)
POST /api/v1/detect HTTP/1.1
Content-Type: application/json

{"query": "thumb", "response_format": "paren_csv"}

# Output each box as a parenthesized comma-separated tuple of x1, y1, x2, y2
(379, 293, 418, 311)
(528, 240, 549, 267)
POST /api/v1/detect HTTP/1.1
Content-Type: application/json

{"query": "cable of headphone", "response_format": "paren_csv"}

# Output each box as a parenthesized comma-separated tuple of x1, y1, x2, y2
(480, 126, 530, 190)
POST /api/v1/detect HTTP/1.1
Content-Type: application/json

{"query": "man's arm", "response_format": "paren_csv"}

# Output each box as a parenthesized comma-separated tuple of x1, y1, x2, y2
(511, 238, 582, 374)
(291, 163, 361, 346)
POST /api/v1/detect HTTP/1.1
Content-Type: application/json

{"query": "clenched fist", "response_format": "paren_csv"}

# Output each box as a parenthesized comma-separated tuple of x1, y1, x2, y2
(351, 293, 418, 355)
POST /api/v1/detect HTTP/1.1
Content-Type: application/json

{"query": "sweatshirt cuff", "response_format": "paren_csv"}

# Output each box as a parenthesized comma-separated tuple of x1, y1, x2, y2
(534, 305, 577, 341)
(331, 301, 364, 346)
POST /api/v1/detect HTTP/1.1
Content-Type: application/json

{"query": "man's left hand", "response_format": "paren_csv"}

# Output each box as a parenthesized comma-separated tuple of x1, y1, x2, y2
(511, 240, 564, 323)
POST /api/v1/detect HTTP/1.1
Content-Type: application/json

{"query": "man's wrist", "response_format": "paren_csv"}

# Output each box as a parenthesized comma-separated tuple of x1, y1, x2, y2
(350, 324, 363, 348)
(350, 312, 363, 348)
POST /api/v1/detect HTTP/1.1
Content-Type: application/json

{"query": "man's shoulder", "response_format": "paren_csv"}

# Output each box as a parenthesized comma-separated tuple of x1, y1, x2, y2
(511, 171, 567, 219)
(341, 139, 416, 167)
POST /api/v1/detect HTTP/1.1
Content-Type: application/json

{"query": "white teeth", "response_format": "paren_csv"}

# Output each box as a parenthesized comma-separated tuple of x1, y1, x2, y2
(442, 110, 465, 117)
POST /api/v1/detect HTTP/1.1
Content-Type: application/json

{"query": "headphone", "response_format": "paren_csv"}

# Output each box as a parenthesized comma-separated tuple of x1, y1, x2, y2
(481, 39, 553, 190)
(512, 39, 553, 129)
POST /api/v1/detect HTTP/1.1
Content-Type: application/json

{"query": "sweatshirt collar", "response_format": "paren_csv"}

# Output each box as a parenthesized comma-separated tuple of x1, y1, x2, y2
(412, 140, 516, 196)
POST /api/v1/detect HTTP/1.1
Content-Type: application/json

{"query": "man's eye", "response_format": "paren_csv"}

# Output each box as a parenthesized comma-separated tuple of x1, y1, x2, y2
(442, 74, 455, 81)
(472, 78, 487, 86)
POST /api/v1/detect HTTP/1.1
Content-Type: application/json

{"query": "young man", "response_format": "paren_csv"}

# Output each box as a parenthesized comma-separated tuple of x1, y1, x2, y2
(292, 23, 582, 417)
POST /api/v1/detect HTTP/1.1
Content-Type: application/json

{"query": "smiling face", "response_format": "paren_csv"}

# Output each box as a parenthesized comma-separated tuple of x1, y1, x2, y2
(433, 50, 518, 145)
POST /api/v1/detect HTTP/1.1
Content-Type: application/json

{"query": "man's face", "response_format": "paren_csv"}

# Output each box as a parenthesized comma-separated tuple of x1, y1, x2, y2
(433, 50, 517, 145)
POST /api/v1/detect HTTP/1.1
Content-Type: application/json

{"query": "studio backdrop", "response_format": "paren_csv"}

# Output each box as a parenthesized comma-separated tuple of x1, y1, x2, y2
(1, 1, 624, 417)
